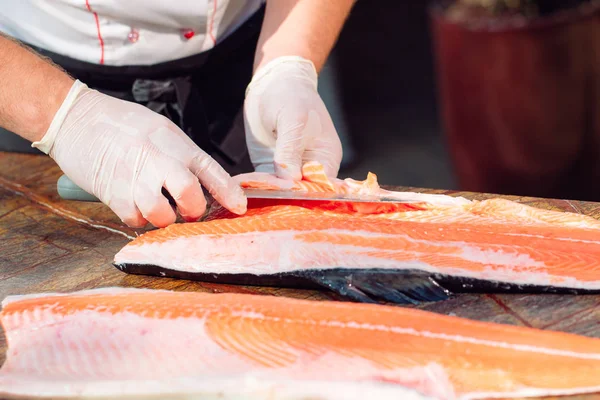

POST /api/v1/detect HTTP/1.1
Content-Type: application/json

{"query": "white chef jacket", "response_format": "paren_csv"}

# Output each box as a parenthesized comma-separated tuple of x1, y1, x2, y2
(0, 0, 265, 66)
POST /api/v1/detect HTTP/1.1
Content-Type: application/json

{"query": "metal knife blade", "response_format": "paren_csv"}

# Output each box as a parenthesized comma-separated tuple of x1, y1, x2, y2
(242, 188, 414, 203)
(57, 173, 413, 205)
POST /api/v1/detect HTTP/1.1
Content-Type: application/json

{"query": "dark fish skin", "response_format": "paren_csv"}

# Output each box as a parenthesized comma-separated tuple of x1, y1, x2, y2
(112, 263, 600, 305)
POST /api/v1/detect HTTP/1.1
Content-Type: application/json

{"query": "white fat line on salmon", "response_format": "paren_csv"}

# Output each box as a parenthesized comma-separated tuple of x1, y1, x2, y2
(273, 229, 547, 268)
(448, 227, 600, 244)
(293, 229, 546, 267)
(225, 313, 600, 361)
(207, 228, 554, 268)
(380, 213, 600, 230)
(225, 223, 600, 247)
(380, 220, 600, 244)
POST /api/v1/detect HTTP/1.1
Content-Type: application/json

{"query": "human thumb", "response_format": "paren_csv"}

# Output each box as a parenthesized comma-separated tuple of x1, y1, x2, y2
(273, 110, 320, 181)
(273, 128, 304, 181)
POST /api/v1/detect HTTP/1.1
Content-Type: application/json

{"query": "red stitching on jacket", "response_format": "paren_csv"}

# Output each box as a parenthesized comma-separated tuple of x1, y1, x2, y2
(208, 0, 217, 45)
(85, 0, 105, 64)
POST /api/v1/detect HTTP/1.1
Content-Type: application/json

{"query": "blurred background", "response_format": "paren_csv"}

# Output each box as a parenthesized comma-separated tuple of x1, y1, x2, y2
(322, 0, 600, 202)
(322, 1, 455, 190)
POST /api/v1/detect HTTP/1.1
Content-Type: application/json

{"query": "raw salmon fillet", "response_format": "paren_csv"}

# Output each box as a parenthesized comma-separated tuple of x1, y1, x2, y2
(1, 287, 600, 400)
(114, 162, 600, 304)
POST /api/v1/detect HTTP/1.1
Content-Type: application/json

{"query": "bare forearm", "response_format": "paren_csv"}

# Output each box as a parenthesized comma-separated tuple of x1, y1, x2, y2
(254, 0, 354, 74)
(0, 34, 74, 142)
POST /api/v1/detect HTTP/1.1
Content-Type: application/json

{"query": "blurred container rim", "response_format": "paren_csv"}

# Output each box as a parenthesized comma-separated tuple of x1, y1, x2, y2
(428, 0, 600, 33)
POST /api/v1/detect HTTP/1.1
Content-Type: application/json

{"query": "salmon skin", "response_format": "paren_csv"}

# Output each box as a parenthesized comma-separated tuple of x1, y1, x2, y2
(113, 162, 600, 305)
(2, 287, 600, 400)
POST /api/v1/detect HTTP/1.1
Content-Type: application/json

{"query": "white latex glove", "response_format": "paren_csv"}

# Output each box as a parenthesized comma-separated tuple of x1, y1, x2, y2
(243, 56, 343, 181)
(33, 80, 247, 228)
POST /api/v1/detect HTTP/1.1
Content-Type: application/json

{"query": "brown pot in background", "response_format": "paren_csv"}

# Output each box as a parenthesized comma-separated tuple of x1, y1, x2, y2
(429, 1, 600, 201)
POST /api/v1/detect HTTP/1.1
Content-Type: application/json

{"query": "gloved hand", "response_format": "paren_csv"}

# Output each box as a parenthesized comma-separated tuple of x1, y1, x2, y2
(243, 56, 343, 181)
(32, 80, 247, 228)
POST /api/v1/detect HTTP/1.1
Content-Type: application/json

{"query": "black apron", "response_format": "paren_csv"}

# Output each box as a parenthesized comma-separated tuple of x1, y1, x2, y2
(10, 5, 265, 176)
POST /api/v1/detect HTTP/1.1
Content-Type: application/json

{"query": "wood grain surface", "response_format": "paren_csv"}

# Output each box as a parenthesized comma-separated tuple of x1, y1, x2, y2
(0, 151, 599, 400)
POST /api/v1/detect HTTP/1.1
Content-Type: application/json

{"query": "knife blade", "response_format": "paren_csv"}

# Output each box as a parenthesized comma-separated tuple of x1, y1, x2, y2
(242, 188, 413, 203)
(57, 174, 413, 205)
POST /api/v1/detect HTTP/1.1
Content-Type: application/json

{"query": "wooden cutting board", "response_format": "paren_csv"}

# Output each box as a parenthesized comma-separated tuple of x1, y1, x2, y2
(1, 151, 599, 400)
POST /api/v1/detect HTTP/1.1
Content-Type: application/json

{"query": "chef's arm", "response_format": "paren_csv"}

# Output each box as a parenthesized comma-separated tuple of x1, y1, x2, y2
(0, 33, 74, 142)
(253, 0, 355, 74)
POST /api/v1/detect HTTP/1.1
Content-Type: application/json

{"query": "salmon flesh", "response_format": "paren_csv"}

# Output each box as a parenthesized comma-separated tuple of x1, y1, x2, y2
(113, 162, 600, 304)
(1, 287, 600, 399)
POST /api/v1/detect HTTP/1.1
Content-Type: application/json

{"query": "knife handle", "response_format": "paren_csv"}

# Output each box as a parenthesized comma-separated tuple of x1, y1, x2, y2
(57, 174, 177, 206)
(57, 174, 100, 202)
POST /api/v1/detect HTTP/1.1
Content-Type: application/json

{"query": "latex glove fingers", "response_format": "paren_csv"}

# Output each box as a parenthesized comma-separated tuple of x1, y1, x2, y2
(300, 106, 343, 178)
(109, 151, 210, 228)
(187, 150, 247, 215)
(133, 184, 176, 228)
(132, 153, 178, 228)
(302, 137, 343, 178)
(274, 102, 342, 181)
(163, 166, 208, 222)
(34, 80, 247, 228)
(143, 125, 247, 217)
(244, 56, 343, 181)
(243, 103, 276, 175)
(108, 196, 149, 229)
(272, 109, 309, 180)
